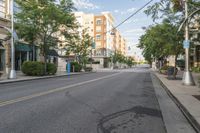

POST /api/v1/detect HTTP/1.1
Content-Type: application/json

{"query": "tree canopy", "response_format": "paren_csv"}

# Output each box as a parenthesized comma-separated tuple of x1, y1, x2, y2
(15, 0, 77, 73)
(138, 21, 184, 64)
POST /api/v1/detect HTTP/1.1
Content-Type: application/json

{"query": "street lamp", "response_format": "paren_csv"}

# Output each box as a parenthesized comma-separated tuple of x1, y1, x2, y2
(8, 0, 17, 78)
(91, 39, 95, 68)
(182, 0, 195, 85)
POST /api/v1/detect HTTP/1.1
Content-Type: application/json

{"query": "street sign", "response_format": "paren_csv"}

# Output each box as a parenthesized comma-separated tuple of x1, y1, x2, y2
(183, 40, 190, 48)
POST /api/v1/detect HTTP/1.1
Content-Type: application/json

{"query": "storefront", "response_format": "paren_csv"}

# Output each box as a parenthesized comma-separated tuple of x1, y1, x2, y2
(0, 46, 5, 71)
(47, 49, 58, 65)
(15, 42, 37, 70)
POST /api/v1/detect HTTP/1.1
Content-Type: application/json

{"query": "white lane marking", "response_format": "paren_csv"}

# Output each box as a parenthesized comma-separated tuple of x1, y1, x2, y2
(0, 73, 121, 107)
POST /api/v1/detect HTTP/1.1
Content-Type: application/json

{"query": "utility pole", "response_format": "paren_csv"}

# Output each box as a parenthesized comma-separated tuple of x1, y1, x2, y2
(91, 39, 95, 69)
(90, 47, 92, 68)
(182, 0, 195, 85)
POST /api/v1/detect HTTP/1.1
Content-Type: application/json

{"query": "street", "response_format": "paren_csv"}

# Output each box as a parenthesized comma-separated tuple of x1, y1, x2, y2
(0, 66, 195, 133)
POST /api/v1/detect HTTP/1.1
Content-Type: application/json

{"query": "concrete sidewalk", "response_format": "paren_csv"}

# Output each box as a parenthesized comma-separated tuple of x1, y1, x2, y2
(0, 71, 91, 84)
(155, 71, 200, 133)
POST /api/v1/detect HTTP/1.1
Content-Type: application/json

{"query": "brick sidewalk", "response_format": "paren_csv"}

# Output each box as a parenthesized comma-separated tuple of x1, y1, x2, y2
(155, 71, 200, 132)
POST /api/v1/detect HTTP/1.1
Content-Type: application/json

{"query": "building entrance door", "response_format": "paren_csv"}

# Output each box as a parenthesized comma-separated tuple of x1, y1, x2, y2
(0, 49, 5, 71)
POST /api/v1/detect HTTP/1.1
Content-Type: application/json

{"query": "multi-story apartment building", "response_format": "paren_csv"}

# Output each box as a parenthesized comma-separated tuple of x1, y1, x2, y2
(74, 12, 94, 37)
(0, 0, 11, 74)
(115, 30, 121, 52)
(121, 37, 126, 56)
(74, 12, 126, 68)
(93, 12, 116, 67)
(190, 15, 200, 67)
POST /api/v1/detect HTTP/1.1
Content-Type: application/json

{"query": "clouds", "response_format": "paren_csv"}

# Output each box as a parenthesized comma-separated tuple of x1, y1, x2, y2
(72, 0, 99, 10)
(123, 28, 145, 39)
(114, 10, 119, 13)
(113, 7, 136, 15)
(125, 28, 144, 34)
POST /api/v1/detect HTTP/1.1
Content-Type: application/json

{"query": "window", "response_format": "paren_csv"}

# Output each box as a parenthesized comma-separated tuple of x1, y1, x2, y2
(96, 19, 102, 25)
(96, 51, 101, 56)
(0, 0, 6, 18)
(96, 34, 101, 40)
(96, 26, 101, 32)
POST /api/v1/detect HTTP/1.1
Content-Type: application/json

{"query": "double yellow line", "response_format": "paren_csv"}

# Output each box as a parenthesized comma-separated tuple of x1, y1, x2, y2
(0, 73, 120, 107)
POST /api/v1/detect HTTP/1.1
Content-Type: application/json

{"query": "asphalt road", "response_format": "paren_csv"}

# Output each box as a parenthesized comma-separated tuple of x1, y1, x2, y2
(0, 67, 193, 133)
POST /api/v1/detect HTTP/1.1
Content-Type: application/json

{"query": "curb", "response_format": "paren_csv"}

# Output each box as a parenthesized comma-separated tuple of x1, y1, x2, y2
(154, 73, 200, 133)
(0, 72, 94, 85)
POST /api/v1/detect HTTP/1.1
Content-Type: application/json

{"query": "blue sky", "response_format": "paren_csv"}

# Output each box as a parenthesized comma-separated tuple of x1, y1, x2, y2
(72, 0, 157, 57)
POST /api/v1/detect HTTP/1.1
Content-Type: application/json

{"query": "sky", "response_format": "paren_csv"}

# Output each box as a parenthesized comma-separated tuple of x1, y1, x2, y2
(72, 0, 157, 59)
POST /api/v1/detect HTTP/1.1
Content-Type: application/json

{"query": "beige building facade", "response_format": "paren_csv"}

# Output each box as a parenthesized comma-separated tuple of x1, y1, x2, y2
(74, 12, 94, 37)
(0, 0, 11, 75)
(121, 37, 126, 56)
(74, 12, 127, 68)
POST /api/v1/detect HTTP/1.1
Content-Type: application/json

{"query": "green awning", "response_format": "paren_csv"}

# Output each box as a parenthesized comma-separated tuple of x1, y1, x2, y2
(15, 43, 32, 52)
(47, 50, 58, 56)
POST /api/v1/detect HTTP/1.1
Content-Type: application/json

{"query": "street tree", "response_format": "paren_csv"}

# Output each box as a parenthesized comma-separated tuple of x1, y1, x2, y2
(111, 51, 132, 67)
(64, 29, 93, 68)
(79, 29, 93, 68)
(126, 57, 135, 68)
(145, 0, 200, 24)
(138, 21, 184, 78)
(15, 0, 77, 74)
(143, 0, 200, 76)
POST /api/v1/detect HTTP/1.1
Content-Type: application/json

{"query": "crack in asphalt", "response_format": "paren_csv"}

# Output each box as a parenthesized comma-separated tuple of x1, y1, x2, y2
(65, 91, 104, 118)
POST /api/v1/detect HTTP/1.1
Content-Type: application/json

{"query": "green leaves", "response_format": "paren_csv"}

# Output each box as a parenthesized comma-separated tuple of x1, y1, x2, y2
(15, 0, 77, 55)
(111, 51, 132, 64)
(138, 22, 184, 63)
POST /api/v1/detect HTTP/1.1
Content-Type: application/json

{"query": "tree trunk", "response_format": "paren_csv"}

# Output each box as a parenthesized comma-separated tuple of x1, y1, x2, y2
(173, 54, 178, 79)
(32, 42, 35, 61)
(33, 41, 36, 61)
(150, 62, 152, 68)
(44, 54, 47, 75)
(43, 35, 47, 75)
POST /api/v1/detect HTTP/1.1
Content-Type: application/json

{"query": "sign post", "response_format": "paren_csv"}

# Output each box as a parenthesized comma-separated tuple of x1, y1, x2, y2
(182, 0, 195, 86)
(91, 40, 96, 68)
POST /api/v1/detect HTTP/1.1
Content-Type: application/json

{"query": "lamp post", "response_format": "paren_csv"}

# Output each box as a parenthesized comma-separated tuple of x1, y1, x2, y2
(91, 39, 95, 68)
(0, 0, 18, 79)
(90, 47, 92, 68)
(182, 0, 195, 85)
(111, 29, 116, 70)
(9, 0, 16, 79)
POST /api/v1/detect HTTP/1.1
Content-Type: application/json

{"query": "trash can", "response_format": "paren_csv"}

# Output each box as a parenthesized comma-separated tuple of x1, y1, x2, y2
(167, 67, 174, 76)
(167, 66, 178, 78)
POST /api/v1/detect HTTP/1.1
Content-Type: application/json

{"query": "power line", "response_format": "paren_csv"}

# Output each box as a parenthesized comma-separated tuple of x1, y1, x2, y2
(107, 0, 154, 33)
